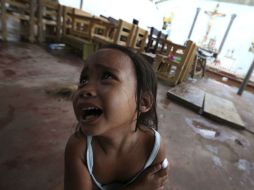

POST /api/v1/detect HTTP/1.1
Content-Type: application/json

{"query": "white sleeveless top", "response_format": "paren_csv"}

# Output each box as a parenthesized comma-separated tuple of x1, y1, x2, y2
(86, 129, 161, 190)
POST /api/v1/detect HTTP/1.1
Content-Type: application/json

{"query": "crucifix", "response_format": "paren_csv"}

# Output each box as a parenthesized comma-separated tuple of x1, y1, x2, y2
(201, 4, 226, 47)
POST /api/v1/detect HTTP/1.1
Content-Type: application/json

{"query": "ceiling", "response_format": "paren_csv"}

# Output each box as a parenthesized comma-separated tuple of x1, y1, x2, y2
(151, 0, 254, 6)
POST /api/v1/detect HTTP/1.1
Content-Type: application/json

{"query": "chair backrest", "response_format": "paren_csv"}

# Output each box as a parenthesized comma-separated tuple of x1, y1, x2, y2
(1, 0, 36, 42)
(132, 18, 139, 25)
(4, 0, 31, 14)
(69, 8, 94, 40)
(154, 40, 196, 85)
(38, 0, 62, 42)
(167, 40, 196, 83)
(130, 26, 148, 52)
(62, 6, 73, 36)
(179, 41, 197, 82)
(156, 32, 168, 54)
(145, 27, 168, 54)
(145, 27, 161, 53)
(108, 16, 119, 25)
(74, 8, 91, 17)
(92, 18, 117, 40)
(166, 40, 194, 66)
(114, 19, 136, 47)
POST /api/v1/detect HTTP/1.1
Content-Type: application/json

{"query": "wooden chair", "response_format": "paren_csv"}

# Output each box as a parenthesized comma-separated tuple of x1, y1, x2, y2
(154, 40, 197, 86)
(130, 26, 148, 52)
(93, 19, 140, 50)
(113, 19, 136, 47)
(145, 27, 168, 54)
(62, 6, 73, 36)
(156, 32, 169, 54)
(61, 7, 97, 60)
(70, 10, 93, 40)
(62, 7, 95, 42)
(0, 0, 36, 42)
(179, 42, 197, 83)
(107, 16, 119, 26)
(37, 0, 62, 43)
(90, 17, 117, 46)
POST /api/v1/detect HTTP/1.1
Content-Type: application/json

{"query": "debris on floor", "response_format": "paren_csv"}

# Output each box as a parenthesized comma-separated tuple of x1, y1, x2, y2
(45, 84, 77, 100)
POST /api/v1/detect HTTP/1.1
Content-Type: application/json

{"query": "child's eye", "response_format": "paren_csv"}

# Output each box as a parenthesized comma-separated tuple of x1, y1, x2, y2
(101, 72, 114, 80)
(79, 77, 88, 85)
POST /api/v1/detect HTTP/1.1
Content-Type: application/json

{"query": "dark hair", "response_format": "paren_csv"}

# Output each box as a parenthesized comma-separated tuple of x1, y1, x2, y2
(100, 44, 158, 130)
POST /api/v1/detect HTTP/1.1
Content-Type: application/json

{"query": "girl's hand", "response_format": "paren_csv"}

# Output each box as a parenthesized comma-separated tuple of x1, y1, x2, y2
(126, 162, 168, 190)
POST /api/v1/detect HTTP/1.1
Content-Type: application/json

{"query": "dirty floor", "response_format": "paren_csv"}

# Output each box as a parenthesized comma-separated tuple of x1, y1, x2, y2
(0, 42, 254, 190)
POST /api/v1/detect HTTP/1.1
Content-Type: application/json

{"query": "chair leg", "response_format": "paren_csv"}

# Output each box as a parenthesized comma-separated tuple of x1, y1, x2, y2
(202, 59, 207, 77)
(28, 0, 36, 43)
(1, 0, 7, 41)
(191, 55, 198, 78)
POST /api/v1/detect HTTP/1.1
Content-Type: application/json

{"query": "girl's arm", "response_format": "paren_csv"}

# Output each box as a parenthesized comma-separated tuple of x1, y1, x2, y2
(124, 139, 169, 190)
(64, 133, 93, 190)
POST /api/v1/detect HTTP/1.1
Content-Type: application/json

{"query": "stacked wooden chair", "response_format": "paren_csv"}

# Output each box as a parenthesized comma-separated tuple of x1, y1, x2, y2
(141, 27, 168, 63)
(0, 0, 36, 42)
(89, 16, 118, 46)
(113, 19, 137, 47)
(145, 27, 168, 54)
(61, 10, 148, 59)
(37, 0, 62, 43)
(0, 1, 148, 59)
(92, 18, 148, 53)
(153, 40, 197, 86)
(130, 26, 148, 53)
(61, 7, 96, 60)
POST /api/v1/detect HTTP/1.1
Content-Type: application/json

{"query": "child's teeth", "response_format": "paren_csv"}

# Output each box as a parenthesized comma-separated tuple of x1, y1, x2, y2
(84, 115, 98, 121)
(84, 115, 94, 120)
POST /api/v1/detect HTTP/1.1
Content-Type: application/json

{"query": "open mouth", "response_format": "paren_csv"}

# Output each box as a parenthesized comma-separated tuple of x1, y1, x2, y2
(81, 107, 103, 122)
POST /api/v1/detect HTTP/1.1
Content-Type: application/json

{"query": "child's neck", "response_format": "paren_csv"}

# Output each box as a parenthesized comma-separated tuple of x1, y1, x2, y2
(94, 127, 140, 155)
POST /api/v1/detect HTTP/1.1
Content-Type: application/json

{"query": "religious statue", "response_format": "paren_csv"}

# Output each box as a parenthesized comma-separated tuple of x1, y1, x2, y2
(201, 4, 226, 48)
(162, 13, 174, 37)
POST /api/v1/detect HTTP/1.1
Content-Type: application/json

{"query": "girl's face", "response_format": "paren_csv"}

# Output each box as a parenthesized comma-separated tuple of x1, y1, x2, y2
(73, 49, 137, 136)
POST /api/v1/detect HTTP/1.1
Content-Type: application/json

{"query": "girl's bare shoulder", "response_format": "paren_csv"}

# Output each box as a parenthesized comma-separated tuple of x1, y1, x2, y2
(64, 132, 94, 189)
(139, 126, 166, 164)
(65, 131, 86, 161)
